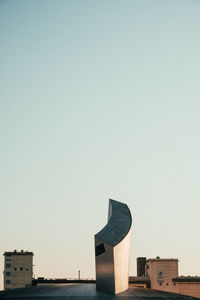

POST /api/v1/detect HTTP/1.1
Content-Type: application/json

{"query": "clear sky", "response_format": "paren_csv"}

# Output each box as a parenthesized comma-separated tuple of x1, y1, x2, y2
(1, 0, 200, 291)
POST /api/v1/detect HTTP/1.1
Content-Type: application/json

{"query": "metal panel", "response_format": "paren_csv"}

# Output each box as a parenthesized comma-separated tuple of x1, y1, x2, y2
(95, 199, 132, 294)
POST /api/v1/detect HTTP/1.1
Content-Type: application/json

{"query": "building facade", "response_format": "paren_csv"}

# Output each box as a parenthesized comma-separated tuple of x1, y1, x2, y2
(173, 277, 200, 299)
(3, 250, 33, 290)
(146, 257, 179, 293)
(135, 256, 200, 298)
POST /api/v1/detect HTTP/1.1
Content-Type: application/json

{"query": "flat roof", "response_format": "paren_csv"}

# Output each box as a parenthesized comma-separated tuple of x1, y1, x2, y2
(147, 258, 178, 262)
(4, 251, 33, 256)
(0, 284, 199, 299)
(173, 277, 200, 282)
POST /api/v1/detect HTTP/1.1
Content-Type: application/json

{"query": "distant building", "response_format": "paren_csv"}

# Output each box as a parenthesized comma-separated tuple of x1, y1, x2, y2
(129, 276, 150, 288)
(172, 276, 200, 299)
(137, 257, 147, 277)
(146, 257, 178, 292)
(135, 256, 200, 299)
(3, 250, 33, 290)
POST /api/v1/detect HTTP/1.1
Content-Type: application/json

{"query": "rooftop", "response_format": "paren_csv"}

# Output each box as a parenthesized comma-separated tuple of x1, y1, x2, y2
(173, 276, 200, 282)
(4, 250, 33, 256)
(147, 257, 178, 262)
(0, 284, 199, 299)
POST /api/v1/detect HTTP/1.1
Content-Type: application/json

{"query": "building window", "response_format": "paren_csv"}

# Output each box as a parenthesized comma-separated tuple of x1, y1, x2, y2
(95, 243, 105, 256)
(26, 268, 28, 271)
(159, 283, 162, 286)
(6, 264, 11, 268)
(6, 272, 11, 276)
(6, 259, 11, 262)
(166, 283, 169, 286)
(20, 267, 23, 271)
(14, 267, 17, 271)
(6, 280, 11, 284)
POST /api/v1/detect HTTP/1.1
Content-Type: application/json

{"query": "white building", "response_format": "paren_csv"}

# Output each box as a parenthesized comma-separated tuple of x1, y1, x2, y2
(3, 250, 33, 290)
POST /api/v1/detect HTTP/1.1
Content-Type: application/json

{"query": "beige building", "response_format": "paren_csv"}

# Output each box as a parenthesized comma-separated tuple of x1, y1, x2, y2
(173, 277, 200, 299)
(146, 257, 179, 293)
(3, 250, 33, 290)
(137, 256, 200, 298)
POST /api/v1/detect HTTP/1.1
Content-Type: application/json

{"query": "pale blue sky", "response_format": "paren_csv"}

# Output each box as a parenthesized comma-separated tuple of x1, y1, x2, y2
(1, 0, 200, 290)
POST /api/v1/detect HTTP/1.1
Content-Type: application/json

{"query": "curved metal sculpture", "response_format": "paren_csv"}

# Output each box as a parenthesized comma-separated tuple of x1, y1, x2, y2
(95, 199, 132, 294)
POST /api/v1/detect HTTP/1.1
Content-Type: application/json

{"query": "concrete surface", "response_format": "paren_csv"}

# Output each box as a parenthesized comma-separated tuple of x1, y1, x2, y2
(0, 284, 199, 299)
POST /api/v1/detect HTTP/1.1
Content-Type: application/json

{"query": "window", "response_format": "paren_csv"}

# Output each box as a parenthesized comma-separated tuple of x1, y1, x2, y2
(159, 283, 162, 286)
(6, 280, 11, 284)
(6, 259, 11, 262)
(26, 268, 28, 271)
(95, 243, 105, 256)
(6, 272, 11, 276)
(14, 267, 17, 271)
(166, 283, 169, 286)
(6, 264, 11, 268)
(20, 267, 23, 271)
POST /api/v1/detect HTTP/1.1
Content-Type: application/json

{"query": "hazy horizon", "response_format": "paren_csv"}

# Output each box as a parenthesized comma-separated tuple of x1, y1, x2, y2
(1, 0, 200, 291)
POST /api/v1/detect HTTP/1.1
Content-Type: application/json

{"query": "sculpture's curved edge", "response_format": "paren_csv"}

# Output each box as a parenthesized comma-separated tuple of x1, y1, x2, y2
(108, 199, 132, 233)
(95, 199, 132, 247)
(95, 199, 132, 294)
